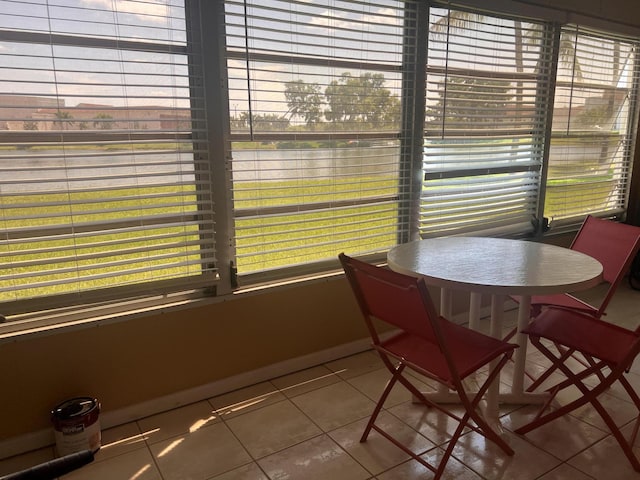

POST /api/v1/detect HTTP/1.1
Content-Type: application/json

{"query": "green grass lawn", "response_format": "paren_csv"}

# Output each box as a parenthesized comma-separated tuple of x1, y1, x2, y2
(1, 178, 399, 300)
(1, 170, 616, 301)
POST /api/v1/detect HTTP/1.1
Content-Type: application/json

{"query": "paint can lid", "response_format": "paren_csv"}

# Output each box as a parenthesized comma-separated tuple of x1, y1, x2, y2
(51, 397, 99, 420)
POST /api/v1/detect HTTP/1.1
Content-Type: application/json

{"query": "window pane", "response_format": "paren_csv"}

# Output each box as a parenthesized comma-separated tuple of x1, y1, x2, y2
(546, 26, 639, 224)
(225, 0, 408, 283)
(422, 8, 553, 237)
(0, 1, 216, 311)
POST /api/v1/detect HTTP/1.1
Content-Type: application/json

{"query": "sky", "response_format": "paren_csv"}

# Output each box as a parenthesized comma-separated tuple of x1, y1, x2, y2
(0, 1, 635, 117)
(1, 0, 189, 108)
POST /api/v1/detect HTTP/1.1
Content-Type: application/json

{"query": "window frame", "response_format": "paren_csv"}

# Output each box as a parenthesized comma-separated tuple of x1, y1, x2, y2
(1, 0, 639, 336)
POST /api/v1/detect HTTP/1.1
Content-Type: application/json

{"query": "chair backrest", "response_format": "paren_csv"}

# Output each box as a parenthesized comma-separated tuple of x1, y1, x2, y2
(571, 215, 640, 314)
(339, 253, 442, 346)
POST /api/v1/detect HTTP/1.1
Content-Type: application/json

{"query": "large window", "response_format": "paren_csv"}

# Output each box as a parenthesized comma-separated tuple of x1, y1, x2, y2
(0, 1, 216, 318)
(0, 0, 639, 330)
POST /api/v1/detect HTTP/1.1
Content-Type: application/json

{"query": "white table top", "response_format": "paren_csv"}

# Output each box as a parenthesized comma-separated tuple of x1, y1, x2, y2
(387, 237, 603, 296)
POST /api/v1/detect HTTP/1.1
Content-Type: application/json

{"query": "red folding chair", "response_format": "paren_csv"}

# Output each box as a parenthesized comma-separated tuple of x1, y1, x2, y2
(339, 253, 517, 479)
(513, 215, 640, 319)
(508, 216, 640, 390)
(515, 306, 640, 471)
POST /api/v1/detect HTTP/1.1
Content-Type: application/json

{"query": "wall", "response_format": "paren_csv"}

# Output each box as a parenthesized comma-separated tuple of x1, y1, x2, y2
(1, 0, 640, 456)
(0, 277, 369, 451)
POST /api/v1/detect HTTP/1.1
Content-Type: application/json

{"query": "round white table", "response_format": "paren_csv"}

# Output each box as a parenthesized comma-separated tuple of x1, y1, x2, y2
(387, 237, 603, 420)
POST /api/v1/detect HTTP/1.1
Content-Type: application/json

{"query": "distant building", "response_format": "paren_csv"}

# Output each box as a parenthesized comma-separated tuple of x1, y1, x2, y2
(0, 95, 62, 130)
(0, 95, 191, 132)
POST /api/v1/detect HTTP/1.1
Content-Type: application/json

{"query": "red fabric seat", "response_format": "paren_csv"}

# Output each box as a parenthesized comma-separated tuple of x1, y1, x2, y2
(525, 307, 637, 365)
(381, 321, 515, 383)
(340, 253, 517, 479)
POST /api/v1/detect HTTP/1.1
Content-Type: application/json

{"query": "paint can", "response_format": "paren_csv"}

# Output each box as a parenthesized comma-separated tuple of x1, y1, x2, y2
(51, 397, 101, 456)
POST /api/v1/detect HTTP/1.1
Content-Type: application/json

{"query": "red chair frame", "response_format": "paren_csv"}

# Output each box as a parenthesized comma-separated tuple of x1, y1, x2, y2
(516, 306, 640, 471)
(340, 253, 517, 479)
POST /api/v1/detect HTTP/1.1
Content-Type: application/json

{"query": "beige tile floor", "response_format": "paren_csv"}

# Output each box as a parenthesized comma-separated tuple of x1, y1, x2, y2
(2, 281, 640, 479)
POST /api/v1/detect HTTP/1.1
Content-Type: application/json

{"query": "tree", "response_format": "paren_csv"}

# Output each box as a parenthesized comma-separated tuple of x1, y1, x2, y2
(358, 74, 401, 129)
(251, 113, 289, 131)
(230, 112, 247, 130)
(324, 72, 399, 128)
(429, 11, 582, 77)
(427, 11, 582, 133)
(576, 104, 611, 128)
(54, 110, 74, 130)
(425, 76, 514, 128)
(284, 79, 323, 127)
(93, 113, 113, 130)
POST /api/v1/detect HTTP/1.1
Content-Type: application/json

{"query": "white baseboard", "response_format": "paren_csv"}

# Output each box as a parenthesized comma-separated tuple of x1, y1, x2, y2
(0, 337, 374, 460)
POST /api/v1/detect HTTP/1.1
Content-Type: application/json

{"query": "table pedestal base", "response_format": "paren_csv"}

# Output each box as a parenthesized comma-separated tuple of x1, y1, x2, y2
(411, 290, 547, 428)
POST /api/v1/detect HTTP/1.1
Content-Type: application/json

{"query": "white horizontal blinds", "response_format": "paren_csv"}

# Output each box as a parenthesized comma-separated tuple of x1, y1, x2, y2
(225, 0, 409, 283)
(0, 1, 216, 310)
(422, 8, 553, 237)
(546, 26, 639, 226)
